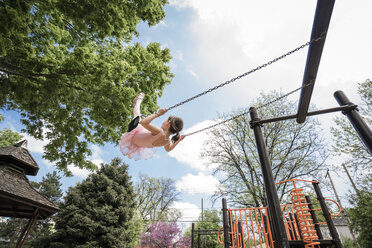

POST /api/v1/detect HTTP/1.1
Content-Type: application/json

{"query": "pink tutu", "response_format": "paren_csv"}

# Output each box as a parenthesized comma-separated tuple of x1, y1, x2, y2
(118, 125, 157, 161)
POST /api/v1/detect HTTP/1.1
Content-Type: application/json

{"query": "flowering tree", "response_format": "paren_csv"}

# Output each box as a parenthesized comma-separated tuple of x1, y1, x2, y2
(140, 221, 191, 248)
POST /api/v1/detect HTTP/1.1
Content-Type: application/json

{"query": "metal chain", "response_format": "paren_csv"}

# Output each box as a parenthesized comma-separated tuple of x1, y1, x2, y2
(167, 33, 325, 111)
(184, 82, 312, 136)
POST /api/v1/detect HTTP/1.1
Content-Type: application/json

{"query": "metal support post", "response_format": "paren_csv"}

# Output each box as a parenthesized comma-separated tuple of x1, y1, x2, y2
(312, 182, 342, 248)
(249, 107, 289, 248)
(191, 223, 195, 248)
(334, 90, 372, 153)
(197, 228, 201, 248)
(222, 198, 230, 248)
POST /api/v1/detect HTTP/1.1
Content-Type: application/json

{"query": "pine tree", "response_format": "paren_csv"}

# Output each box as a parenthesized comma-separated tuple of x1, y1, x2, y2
(51, 158, 140, 248)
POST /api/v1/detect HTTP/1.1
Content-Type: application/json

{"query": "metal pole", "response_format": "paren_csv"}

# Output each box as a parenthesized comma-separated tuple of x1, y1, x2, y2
(326, 170, 360, 248)
(297, 0, 335, 123)
(191, 223, 195, 248)
(201, 198, 204, 223)
(334, 90, 372, 153)
(341, 163, 360, 197)
(197, 228, 201, 248)
(312, 182, 343, 248)
(222, 198, 230, 248)
(249, 107, 289, 248)
(256, 105, 357, 125)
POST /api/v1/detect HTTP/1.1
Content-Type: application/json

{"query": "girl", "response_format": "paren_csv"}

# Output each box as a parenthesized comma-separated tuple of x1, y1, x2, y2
(119, 93, 185, 160)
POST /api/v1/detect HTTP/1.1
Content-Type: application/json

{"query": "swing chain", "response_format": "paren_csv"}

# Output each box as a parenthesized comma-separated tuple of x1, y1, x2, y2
(184, 82, 312, 136)
(167, 33, 325, 112)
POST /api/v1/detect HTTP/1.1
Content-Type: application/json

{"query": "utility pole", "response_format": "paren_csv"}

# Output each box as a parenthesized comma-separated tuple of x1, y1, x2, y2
(341, 163, 360, 196)
(326, 169, 360, 248)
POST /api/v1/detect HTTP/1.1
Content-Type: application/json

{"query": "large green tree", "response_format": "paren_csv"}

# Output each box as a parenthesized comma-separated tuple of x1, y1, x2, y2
(331, 79, 371, 182)
(0, 0, 172, 175)
(0, 171, 63, 248)
(201, 91, 328, 207)
(50, 158, 140, 248)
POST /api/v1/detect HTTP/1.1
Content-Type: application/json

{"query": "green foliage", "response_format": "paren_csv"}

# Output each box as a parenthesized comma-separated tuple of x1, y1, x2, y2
(0, 113, 23, 147)
(346, 184, 372, 248)
(342, 238, 357, 248)
(0, 0, 173, 175)
(50, 158, 139, 248)
(31, 171, 63, 204)
(185, 210, 222, 248)
(0, 171, 63, 248)
(201, 91, 328, 207)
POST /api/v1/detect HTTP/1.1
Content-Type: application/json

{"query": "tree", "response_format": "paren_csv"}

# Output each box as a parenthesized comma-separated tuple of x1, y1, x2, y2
(201, 91, 328, 207)
(0, 113, 22, 147)
(331, 79, 371, 183)
(140, 221, 191, 248)
(135, 174, 181, 223)
(346, 182, 372, 248)
(50, 158, 140, 248)
(185, 209, 221, 248)
(0, 171, 63, 248)
(0, 0, 173, 175)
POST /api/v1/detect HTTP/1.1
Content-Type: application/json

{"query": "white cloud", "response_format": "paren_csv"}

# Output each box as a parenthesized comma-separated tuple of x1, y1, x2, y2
(20, 133, 48, 154)
(171, 201, 201, 222)
(169, 0, 372, 110)
(67, 165, 91, 179)
(176, 172, 222, 195)
(187, 68, 198, 79)
(168, 120, 218, 172)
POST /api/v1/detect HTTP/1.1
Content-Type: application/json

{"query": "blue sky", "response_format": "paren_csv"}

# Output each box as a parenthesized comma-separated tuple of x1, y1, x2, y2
(1, 0, 371, 228)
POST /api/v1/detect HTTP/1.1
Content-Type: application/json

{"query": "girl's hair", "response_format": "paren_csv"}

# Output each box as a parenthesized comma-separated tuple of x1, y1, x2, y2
(168, 116, 184, 143)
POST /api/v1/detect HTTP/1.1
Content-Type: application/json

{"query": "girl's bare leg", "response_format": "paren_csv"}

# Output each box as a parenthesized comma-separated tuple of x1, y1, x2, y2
(132, 92, 145, 118)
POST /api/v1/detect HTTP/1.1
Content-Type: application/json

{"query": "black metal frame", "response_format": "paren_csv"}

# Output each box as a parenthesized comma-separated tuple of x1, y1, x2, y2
(297, 0, 336, 123)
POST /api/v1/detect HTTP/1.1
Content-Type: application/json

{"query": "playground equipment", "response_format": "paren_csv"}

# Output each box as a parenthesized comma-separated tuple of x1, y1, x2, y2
(218, 179, 342, 248)
(211, 0, 372, 244)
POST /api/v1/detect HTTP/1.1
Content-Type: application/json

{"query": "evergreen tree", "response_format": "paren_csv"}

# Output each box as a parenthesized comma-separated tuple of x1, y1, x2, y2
(0, 0, 172, 175)
(50, 158, 139, 248)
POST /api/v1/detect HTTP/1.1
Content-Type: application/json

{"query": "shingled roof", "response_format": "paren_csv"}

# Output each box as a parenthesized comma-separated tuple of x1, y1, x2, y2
(0, 140, 59, 219)
(0, 140, 38, 176)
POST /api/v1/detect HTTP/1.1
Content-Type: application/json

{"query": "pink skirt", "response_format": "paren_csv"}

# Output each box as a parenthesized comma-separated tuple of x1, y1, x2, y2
(118, 125, 157, 161)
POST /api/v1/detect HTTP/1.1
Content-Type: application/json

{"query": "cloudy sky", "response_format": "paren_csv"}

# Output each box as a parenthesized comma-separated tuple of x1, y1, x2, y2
(1, 0, 371, 227)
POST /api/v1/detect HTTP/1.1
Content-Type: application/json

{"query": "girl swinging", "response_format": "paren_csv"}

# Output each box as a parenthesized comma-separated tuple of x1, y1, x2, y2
(119, 93, 185, 160)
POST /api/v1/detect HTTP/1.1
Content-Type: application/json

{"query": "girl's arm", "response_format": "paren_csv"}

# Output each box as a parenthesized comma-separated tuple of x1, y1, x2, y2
(140, 109, 167, 135)
(164, 135, 185, 152)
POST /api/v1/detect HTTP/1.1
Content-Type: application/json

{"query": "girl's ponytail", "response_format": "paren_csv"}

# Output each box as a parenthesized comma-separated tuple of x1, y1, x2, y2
(171, 132, 180, 143)
(168, 116, 183, 143)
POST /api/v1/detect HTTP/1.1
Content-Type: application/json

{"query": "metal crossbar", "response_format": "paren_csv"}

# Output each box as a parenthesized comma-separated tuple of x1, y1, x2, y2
(184, 83, 312, 136)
